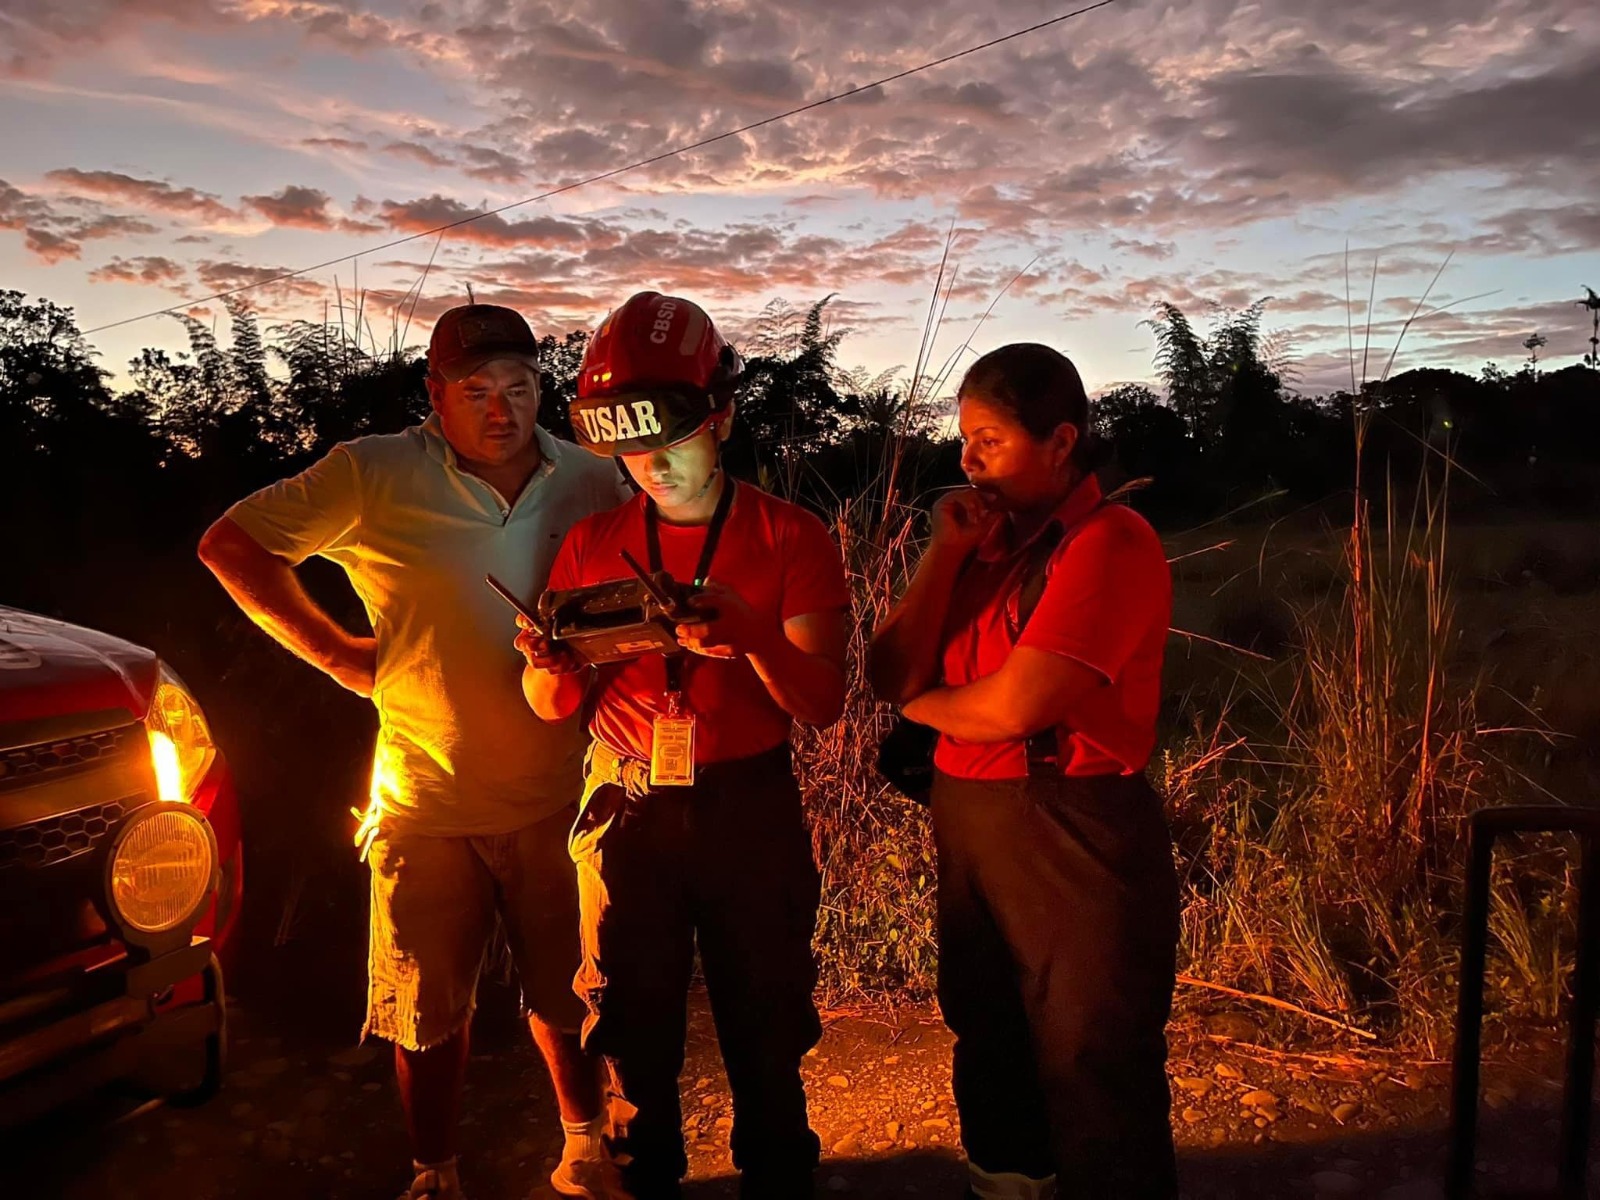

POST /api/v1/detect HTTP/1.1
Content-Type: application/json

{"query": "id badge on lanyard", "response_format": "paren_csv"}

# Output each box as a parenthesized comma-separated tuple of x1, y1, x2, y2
(650, 692, 697, 787)
(645, 478, 735, 790)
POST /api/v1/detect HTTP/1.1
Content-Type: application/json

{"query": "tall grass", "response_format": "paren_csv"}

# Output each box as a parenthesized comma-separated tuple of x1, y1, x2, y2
(795, 490, 940, 1005)
(791, 265, 1578, 1045)
(792, 231, 968, 1006)
(1170, 471, 1476, 1047)
(1167, 477, 1581, 1050)
(1160, 404, 1576, 1050)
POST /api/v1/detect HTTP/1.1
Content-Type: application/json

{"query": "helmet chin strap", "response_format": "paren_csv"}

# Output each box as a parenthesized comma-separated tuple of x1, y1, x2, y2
(685, 416, 728, 503)
(688, 464, 723, 504)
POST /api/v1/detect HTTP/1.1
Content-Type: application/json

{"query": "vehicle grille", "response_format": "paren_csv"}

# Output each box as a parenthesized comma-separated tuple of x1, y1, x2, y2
(0, 727, 136, 786)
(0, 800, 131, 871)
(0, 718, 154, 972)
(0, 720, 151, 871)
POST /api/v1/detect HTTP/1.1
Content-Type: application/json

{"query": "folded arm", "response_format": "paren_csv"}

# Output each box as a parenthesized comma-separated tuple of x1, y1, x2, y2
(901, 647, 1107, 743)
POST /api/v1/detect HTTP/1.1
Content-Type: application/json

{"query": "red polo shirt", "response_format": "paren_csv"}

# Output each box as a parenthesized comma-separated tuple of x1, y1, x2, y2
(548, 484, 849, 765)
(933, 476, 1171, 779)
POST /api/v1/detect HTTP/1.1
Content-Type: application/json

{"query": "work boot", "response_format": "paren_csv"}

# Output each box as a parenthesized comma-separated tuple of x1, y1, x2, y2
(550, 1153, 633, 1199)
(966, 1165, 1058, 1200)
(400, 1161, 465, 1200)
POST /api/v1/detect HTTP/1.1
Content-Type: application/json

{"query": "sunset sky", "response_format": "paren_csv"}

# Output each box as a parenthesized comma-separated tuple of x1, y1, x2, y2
(2, 0, 1596, 397)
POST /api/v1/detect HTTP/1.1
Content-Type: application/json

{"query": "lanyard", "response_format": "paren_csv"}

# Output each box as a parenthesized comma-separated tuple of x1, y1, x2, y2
(644, 476, 736, 699)
(1005, 499, 1106, 636)
(1008, 498, 1106, 775)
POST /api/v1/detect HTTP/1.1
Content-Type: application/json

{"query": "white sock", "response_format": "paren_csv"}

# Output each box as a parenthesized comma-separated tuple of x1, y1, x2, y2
(968, 1164, 1058, 1200)
(561, 1114, 608, 1163)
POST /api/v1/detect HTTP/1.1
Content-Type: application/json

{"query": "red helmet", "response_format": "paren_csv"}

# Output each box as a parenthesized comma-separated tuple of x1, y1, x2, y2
(572, 292, 743, 456)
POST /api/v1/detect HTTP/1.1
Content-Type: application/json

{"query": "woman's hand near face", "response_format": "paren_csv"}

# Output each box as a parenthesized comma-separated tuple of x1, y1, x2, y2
(930, 487, 998, 556)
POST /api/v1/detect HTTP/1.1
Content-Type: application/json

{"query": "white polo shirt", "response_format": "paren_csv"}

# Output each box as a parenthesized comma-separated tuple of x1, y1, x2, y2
(227, 415, 632, 837)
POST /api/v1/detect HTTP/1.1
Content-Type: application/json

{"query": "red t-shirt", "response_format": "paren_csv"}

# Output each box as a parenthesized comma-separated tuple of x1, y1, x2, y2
(548, 484, 850, 765)
(933, 475, 1171, 780)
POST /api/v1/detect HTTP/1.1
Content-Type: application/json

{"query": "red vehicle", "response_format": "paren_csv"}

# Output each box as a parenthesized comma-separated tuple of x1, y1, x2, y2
(0, 605, 242, 1124)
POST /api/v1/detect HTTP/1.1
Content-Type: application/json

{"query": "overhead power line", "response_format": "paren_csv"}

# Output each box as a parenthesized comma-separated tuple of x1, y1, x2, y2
(83, 0, 1124, 336)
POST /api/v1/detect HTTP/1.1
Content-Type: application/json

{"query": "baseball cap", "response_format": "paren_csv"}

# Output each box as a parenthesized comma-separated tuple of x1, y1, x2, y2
(427, 304, 540, 382)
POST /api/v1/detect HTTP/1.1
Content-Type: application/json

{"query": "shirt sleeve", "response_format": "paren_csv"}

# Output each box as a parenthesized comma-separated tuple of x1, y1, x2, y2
(779, 509, 851, 622)
(224, 446, 361, 566)
(1017, 509, 1171, 682)
(605, 462, 635, 507)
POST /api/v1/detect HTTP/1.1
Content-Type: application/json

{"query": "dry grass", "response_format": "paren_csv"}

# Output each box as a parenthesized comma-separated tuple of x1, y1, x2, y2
(795, 487, 940, 1005)
(792, 231, 962, 1006)
(1161, 456, 1578, 1052)
(785, 253, 1584, 1044)
(793, 439, 1581, 1049)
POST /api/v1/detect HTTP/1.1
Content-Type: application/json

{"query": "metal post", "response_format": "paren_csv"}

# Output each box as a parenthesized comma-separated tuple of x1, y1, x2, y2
(1558, 834, 1600, 1199)
(1448, 817, 1498, 1200)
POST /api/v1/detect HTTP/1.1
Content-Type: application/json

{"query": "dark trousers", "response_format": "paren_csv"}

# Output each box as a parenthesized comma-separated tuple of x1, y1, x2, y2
(932, 770, 1181, 1199)
(569, 745, 823, 1200)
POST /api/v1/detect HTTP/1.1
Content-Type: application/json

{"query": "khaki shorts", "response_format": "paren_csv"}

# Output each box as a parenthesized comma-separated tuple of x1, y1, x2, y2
(363, 804, 586, 1051)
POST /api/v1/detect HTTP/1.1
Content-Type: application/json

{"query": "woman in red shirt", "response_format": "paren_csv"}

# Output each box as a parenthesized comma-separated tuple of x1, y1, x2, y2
(519, 292, 849, 1200)
(871, 344, 1180, 1200)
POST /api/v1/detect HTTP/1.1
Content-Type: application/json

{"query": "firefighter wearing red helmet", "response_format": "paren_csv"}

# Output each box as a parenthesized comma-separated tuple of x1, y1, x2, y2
(518, 292, 850, 1200)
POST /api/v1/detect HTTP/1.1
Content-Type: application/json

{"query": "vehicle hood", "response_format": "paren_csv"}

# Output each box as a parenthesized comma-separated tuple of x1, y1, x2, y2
(0, 607, 158, 728)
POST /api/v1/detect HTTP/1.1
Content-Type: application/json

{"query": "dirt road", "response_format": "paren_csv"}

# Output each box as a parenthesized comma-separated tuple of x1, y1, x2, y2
(15, 963, 1588, 1200)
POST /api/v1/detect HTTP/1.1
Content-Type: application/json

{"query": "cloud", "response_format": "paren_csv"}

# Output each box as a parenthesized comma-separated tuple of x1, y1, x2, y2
(1289, 295, 1597, 391)
(0, 0, 232, 76)
(0, 176, 160, 262)
(23, 229, 81, 264)
(6, 0, 1597, 387)
(425, 0, 1598, 249)
(381, 140, 455, 170)
(88, 255, 187, 286)
(22, 0, 1595, 229)
(0, 179, 55, 233)
(205, 204, 1001, 347)
(33, 1, 1594, 244)
(605, 0, 712, 70)
(1186, 50, 1600, 193)
(784, 194, 844, 209)
(376, 194, 601, 248)
(459, 145, 528, 185)
(241, 185, 382, 232)
(241, 185, 333, 228)
(0, 0, 452, 78)
(45, 167, 240, 225)
(1112, 238, 1178, 262)
(193, 259, 325, 300)
(438, 215, 983, 330)
(528, 128, 617, 176)
(302, 136, 369, 151)
(1474, 204, 1600, 257)
(286, 3, 404, 52)
(74, 213, 163, 240)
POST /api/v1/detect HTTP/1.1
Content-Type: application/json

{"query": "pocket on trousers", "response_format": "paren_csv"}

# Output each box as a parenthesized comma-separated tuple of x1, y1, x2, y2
(1030, 775, 1173, 889)
(568, 779, 625, 865)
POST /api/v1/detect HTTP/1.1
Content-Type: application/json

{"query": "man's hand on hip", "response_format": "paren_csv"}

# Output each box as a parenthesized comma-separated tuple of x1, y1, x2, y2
(199, 516, 378, 696)
(324, 634, 378, 697)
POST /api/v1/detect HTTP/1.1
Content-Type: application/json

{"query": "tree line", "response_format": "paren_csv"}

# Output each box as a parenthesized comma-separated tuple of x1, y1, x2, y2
(4, 287, 1598, 615)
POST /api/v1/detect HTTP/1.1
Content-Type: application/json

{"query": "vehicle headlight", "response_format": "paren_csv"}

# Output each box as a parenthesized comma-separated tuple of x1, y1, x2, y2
(145, 664, 216, 804)
(109, 804, 218, 935)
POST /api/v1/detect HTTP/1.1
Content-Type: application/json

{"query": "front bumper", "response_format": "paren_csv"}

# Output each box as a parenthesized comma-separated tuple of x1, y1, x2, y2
(0, 938, 224, 1126)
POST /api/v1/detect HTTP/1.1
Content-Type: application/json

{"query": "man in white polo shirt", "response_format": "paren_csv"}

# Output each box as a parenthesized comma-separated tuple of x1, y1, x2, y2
(198, 303, 633, 1200)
